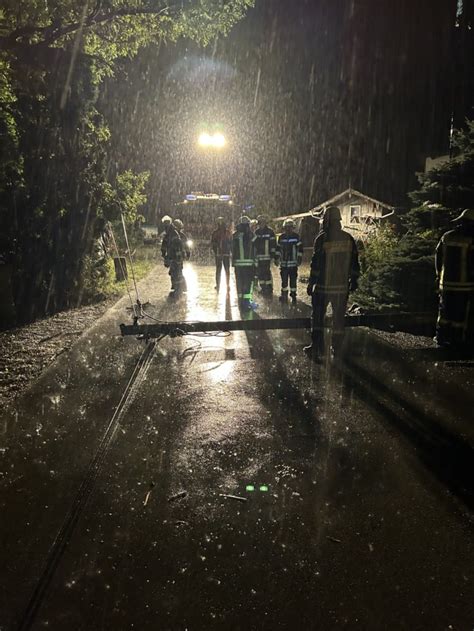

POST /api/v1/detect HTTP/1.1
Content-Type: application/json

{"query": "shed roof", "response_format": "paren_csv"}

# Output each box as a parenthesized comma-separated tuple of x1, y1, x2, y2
(274, 188, 395, 221)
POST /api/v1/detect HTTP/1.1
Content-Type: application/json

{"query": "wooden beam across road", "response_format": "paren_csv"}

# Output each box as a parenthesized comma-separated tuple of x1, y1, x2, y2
(119, 312, 435, 338)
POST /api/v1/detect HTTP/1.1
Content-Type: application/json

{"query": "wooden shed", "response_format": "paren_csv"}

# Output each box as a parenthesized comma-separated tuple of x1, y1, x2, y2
(275, 188, 396, 241)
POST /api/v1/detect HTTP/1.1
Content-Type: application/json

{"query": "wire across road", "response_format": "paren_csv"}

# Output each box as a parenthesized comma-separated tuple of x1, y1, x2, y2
(17, 340, 157, 631)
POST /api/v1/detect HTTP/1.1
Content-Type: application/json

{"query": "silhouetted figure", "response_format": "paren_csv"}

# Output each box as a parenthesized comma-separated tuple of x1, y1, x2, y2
(161, 216, 184, 293)
(305, 206, 359, 360)
(211, 216, 232, 291)
(435, 208, 474, 350)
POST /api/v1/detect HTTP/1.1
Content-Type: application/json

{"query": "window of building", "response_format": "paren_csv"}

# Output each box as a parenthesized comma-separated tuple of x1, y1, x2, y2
(350, 205, 361, 223)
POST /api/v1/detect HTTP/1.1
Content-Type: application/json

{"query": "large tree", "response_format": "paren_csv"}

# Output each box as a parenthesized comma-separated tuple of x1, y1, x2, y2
(0, 0, 253, 324)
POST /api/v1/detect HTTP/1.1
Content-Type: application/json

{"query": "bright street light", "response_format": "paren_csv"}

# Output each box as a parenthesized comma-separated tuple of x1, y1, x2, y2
(198, 131, 226, 148)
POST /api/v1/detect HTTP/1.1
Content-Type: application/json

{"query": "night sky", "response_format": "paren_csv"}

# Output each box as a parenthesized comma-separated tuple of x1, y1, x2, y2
(102, 0, 471, 219)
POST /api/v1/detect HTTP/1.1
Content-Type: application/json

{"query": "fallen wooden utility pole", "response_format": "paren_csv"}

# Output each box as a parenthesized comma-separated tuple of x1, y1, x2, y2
(120, 312, 434, 338)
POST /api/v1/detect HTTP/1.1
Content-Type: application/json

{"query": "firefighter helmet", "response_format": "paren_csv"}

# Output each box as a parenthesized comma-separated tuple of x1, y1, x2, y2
(173, 219, 183, 230)
(452, 208, 474, 223)
(216, 216, 225, 224)
(283, 218, 295, 227)
(257, 214, 268, 224)
(162, 215, 172, 224)
(238, 215, 251, 224)
(324, 205, 342, 221)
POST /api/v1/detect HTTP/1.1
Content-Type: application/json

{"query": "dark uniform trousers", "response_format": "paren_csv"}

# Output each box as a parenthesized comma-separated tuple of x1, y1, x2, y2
(169, 261, 184, 289)
(235, 266, 255, 304)
(311, 290, 348, 354)
(280, 267, 298, 296)
(257, 260, 273, 292)
(437, 290, 474, 347)
(215, 255, 230, 288)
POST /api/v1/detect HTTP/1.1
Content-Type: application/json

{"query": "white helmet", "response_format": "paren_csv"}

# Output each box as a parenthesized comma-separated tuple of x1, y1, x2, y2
(162, 215, 172, 225)
(238, 215, 251, 224)
(283, 218, 295, 228)
(173, 219, 184, 230)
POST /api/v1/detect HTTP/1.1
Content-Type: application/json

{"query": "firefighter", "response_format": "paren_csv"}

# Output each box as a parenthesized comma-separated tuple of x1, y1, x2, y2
(211, 216, 232, 291)
(232, 215, 255, 310)
(435, 208, 474, 350)
(161, 216, 185, 292)
(305, 206, 359, 360)
(173, 219, 191, 261)
(275, 218, 303, 303)
(160, 215, 172, 260)
(253, 214, 277, 296)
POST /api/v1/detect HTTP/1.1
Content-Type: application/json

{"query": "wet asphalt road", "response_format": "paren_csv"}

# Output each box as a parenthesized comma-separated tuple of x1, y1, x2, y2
(0, 263, 473, 631)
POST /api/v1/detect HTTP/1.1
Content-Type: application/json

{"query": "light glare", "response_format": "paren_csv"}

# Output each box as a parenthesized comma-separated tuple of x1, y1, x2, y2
(198, 131, 226, 148)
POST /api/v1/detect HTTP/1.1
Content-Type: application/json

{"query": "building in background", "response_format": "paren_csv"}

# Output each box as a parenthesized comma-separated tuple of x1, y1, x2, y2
(276, 188, 396, 242)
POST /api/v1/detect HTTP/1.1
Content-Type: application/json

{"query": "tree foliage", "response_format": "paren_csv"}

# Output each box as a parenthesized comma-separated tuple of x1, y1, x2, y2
(0, 0, 253, 325)
(408, 118, 474, 230)
(0, 0, 253, 77)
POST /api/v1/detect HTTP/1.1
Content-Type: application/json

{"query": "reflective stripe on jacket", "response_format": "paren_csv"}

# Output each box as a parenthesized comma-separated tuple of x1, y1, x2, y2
(277, 232, 303, 268)
(310, 228, 359, 293)
(435, 229, 474, 292)
(232, 227, 255, 267)
(253, 227, 277, 261)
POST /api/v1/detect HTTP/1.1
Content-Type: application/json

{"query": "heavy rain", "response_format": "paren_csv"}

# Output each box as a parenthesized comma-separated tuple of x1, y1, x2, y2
(0, 1, 473, 630)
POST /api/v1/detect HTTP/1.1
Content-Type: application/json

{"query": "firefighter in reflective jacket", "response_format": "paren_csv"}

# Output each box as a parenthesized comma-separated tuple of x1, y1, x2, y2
(276, 218, 303, 303)
(161, 217, 185, 293)
(253, 214, 277, 296)
(232, 215, 255, 310)
(305, 206, 359, 359)
(435, 208, 474, 349)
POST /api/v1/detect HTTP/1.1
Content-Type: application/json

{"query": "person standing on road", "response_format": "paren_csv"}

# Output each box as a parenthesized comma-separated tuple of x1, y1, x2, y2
(275, 218, 303, 304)
(174, 219, 191, 262)
(160, 215, 172, 261)
(211, 216, 232, 292)
(435, 208, 474, 350)
(232, 215, 255, 310)
(304, 206, 360, 361)
(161, 217, 185, 293)
(253, 214, 277, 297)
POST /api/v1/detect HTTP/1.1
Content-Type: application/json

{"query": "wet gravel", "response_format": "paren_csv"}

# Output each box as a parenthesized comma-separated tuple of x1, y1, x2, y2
(370, 329, 437, 349)
(0, 298, 117, 408)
